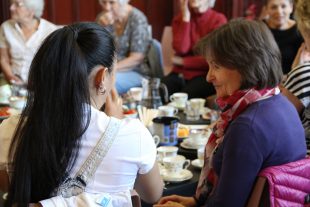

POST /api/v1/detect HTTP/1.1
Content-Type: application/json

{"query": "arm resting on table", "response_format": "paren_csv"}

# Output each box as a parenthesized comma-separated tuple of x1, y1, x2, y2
(134, 161, 163, 204)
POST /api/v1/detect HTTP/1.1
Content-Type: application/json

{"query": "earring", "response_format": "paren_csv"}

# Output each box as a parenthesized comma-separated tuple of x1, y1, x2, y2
(97, 84, 106, 95)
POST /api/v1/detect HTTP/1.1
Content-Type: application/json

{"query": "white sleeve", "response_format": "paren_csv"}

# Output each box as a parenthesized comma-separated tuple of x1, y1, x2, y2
(137, 124, 157, 175)
(0, 22, 8, 48)
(0, 116, 19, 167)
(39, 196, 68, 207)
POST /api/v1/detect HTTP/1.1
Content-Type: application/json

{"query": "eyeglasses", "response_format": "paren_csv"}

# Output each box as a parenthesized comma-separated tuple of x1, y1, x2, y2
(11, 1, 25, 8)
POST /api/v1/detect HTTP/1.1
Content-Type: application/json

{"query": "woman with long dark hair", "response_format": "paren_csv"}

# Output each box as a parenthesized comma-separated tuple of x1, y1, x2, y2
(0, 22, 163, 206)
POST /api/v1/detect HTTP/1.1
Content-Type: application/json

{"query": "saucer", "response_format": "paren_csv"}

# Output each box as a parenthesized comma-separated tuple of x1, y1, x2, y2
(161, 169, 193, 183)
(168, 102, 185, 110)
(191, 159, 204, 169)
(184, 138, 207, 145)
(181, 138, 207, 149)
(180, 142, 199, 150)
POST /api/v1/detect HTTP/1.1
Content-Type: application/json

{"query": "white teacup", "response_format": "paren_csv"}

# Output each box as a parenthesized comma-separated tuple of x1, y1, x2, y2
(163, 155, 190, 174)
(189, 130, 204, 145)
(157, 146, 178, 157)
(158, 105, 178, 117)
(189, 98, 205, 112)
(157, 146, 178, 162)
(128, 87, 143, 101)
(170, 93, 188, 107)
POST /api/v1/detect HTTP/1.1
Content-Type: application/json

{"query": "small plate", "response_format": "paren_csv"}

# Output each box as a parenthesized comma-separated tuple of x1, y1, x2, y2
(180, 139, 207, 150)
(184, 138, 207, 146)
(191, 159, 204, 169)
(180, 142, 200, 150)
(161, 169, 193, 183)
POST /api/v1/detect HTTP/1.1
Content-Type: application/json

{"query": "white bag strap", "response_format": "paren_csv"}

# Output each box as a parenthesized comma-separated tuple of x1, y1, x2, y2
(56, 117, 121, 198)
(76, 117, 121, 184)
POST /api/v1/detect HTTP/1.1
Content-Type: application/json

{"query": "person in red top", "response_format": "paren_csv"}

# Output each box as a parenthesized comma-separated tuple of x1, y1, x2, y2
(162, 0, 227, 99)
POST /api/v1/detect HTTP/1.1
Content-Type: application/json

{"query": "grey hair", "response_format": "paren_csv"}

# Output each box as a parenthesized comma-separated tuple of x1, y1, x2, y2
(24, 0, 44, 18)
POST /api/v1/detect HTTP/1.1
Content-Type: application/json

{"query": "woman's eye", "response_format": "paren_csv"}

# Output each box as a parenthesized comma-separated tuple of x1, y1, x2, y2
(213, 64, 220, 69)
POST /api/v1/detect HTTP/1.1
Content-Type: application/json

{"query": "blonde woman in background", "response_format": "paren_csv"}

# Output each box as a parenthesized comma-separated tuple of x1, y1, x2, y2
(97, 0, 151, 95)
(282, 0, 310, 152)
(0, 0, 57, 85)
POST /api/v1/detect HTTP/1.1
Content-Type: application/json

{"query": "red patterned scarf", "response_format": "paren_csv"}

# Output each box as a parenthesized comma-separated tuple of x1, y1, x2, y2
(195, 87, 280, 204)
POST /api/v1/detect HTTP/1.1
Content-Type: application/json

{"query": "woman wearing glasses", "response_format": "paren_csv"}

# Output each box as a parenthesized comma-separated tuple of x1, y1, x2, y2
(0, 0, 57, 85)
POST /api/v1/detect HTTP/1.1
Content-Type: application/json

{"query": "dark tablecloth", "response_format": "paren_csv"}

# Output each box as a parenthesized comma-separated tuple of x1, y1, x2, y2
(141, 166, 201, 207)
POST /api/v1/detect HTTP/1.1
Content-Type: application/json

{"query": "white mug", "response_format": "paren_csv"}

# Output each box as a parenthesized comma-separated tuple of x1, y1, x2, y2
(169, 93, 188, 107)
(163, 155, 190, 174)
(158, 105, 178, 117)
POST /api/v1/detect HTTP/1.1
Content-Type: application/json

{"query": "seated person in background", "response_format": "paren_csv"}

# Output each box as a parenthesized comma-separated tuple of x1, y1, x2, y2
(263, 0, 303, 75)
(282, 0, 310, 151)
(0, 23, 163, 206)
(0, 0, 57, 85)
(155, 19, 307, 207)
(162, 0, 227, 99)
(97, 0, 151, 95)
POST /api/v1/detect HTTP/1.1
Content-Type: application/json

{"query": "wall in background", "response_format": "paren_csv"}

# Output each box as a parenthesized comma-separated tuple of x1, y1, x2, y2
(0, 0, 264, 40)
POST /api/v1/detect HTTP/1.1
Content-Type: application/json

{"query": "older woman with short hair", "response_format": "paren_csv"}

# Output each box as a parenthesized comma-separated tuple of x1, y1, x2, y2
(0, 0, 57, 85)
(97, 0, 151, 94)
(155, 19, 307, 207)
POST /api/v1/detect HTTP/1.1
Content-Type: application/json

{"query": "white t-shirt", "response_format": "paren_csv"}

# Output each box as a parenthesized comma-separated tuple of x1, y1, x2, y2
(0, 106, 157, 194)
(0, 18, 58, 82)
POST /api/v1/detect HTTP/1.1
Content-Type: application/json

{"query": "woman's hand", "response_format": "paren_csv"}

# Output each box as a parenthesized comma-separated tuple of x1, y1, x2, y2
(98, 12, 115, 26)
(4, 73, 24, 85)
(172, 56, 184, 66)
(153, 195, 196, 207)
(179, 0, 190, 22)
(104, 88, 124, 119)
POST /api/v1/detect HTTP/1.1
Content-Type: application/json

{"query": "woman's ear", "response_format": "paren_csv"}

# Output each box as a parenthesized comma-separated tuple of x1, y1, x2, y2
(94, 67, 108, 88)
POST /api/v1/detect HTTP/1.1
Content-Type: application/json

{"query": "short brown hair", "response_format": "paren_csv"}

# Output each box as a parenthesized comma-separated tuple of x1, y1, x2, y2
(196, 19, 283, 90)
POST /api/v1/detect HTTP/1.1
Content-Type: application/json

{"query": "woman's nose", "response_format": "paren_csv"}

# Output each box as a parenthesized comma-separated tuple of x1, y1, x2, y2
(275, 6, 283, 15)
(206, 69, 213, 83)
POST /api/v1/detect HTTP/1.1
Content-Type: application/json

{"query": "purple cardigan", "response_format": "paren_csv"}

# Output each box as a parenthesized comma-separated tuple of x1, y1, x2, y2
(205, 94, 307, 207)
